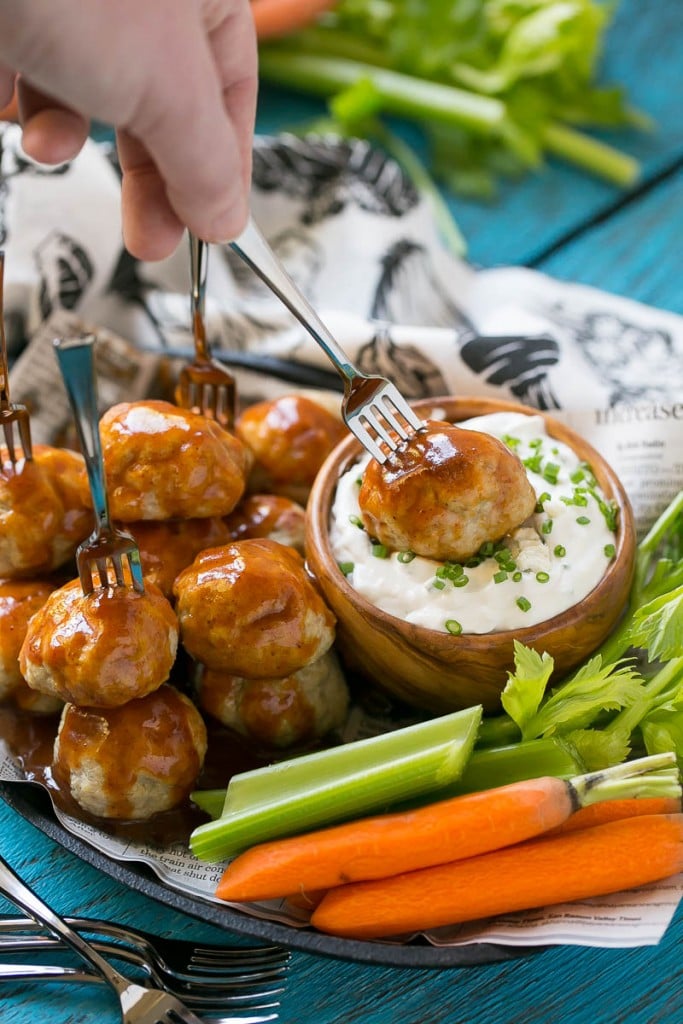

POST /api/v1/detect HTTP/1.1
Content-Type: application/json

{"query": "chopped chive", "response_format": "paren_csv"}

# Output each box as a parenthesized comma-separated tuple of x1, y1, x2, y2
(512, 570, 523, 582)
(453, 575, 469, 588)
(397, 550, 416, 563)
(433, 579, 446, 590)
(493, 570, 508, 583)
(535, 491, 551, 513)
(436, 562, 464, 582)
(372, 543, 389, 558)
(517, 596, 532, 612)
(465, 556, 482, 568)
(536, 571, 550, 583)
(529, 438, 543, 449)
(542, 462, 560, 485)
(590, 492, 618, 531)
(480, 541, 495, 557)
(348, 514, 364, 529)
(355, 477, 363, 486)
(541, 519, 553, 535)
(554, 544, 566, 558)
(523, 454, 543, 473)
(503, 434, 521, 449)
(576, 515, 591, 525)
(445, 619, 463, 635)
(338, 561, 354, 576)
(570, 468, 585, 484)
(604, 543, 616, 558)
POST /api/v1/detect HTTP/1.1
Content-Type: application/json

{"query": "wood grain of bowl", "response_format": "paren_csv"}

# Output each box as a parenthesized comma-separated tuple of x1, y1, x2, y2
(305, 396, 637, 715)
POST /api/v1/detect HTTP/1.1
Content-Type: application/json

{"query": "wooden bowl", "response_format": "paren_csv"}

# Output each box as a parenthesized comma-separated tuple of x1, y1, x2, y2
(305, 397, 637, 715)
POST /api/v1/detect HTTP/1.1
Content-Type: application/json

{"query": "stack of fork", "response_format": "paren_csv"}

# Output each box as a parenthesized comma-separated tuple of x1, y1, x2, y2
(0, 913, 289, 1023)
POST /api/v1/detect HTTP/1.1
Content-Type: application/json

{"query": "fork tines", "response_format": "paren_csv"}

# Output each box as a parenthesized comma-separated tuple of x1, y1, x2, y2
(176, 367, 236, 431)
(345, 379, 424, 464)
(76, 530, 145, 595)
(0, 407, 33, 466)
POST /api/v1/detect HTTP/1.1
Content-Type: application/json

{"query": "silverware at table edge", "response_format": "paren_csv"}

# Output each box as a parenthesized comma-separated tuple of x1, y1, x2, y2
(0, 852, 209, 1024)
(0, 915, 289, 985)
(0, 962, 281, 1022)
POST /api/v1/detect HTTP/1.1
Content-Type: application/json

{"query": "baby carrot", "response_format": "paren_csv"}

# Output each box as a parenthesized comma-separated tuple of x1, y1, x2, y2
(546, 795, 682, 835)
(311, 813, 683, 940)
(216, 775, 575, 902)
(215, 754, 680, 903)
(250, 0, 336, 40)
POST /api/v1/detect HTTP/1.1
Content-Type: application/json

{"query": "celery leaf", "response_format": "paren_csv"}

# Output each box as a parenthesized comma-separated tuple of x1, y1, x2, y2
(629, 584, 683, 662)
(564, 727, 631, 772)
(500, 641, 554, 731)
(522, 657, 643, 739)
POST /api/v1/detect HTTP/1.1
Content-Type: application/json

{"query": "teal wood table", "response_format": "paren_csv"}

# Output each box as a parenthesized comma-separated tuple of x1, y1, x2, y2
(2, 1, 682, 1022)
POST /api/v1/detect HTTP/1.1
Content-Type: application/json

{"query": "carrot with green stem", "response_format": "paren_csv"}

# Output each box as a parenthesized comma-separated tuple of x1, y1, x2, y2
(311, 813, 683, 940)
(215, 752, 680, 903)
(546, 795, 681, 835)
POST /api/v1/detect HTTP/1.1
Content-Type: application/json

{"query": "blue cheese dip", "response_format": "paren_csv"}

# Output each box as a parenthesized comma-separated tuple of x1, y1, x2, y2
(328, 411, 619, 634)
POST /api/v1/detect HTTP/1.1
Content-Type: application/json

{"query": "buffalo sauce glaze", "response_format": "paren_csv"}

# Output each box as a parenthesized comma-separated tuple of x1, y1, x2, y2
(100, 401, 251, 520)
(0, 699, 270, 845)
(20, 579, 178, 708)
(53, 688, 204, 820)
(0, 643, 336, 845)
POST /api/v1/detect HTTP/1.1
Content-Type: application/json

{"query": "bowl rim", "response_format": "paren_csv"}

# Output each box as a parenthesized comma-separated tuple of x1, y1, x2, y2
(306, 395, 636, 647)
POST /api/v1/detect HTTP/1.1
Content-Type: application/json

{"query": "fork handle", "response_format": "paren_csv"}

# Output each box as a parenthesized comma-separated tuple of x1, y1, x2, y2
(230, 216, 359, 387)
(0, 853, 131, 997)
(0, 250, 11, 407)
(53, 335, 111, 533)
(0, 962, 105, 985)
(189, 233, 211, 361)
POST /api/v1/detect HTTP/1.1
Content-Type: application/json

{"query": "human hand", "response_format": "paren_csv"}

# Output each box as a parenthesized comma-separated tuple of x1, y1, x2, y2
(0, 0, 258, 261)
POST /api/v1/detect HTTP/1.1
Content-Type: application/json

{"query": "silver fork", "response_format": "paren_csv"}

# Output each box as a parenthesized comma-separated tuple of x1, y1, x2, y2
(0, 961, 281, 1021)
(0, 852, 208, 1024)
(54, 334, 145, 595)
(230, 216, 425, 464)
(0, 250, 33, 465)
(0, 965, 277, 1024)
(175, 234, 237, 430)
(0, 915, 289, 988)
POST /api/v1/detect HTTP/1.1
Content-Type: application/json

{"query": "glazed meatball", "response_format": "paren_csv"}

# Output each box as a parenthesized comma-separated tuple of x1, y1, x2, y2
(224, 494, 306, 554)
(0, 579, 54, 700)
(174, 538, 336, 677)
(196, 650, 349, 749)
(0, 445, 92, 577)
(20, 577, 178, 707)
(53, 685, 207, 820)
(235, 394, 346, 504)
(358, 420, 537, 562)
(100, 400, 252, 521)
(125, 517, 232, 599)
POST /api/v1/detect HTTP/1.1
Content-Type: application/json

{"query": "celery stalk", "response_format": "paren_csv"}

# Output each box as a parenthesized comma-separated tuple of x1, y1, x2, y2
(454, 737, 583, 794)
(190, 705, 482, 861)
(542, 122, 641, 188)
(258, 51, 506, 135)
(190, 790, 225, 820)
